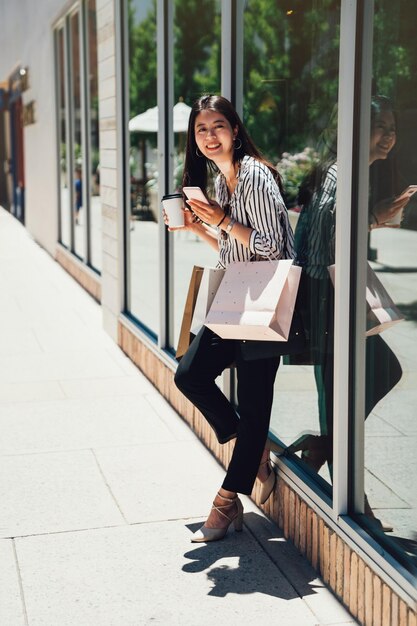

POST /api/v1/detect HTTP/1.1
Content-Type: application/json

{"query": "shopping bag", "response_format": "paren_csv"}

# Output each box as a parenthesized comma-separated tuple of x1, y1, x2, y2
(205, 259, 302, 341)
(190, 267, 225, 335)
(328, 263, 404, 336)
(176, 266, 204, 359)
(365, 264, 404, 335)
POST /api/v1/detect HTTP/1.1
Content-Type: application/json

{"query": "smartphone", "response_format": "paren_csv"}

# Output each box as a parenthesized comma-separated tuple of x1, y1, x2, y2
(396, 185, 417, 200)
(183, 186, 209, 204)
(386, 185, 417, 225)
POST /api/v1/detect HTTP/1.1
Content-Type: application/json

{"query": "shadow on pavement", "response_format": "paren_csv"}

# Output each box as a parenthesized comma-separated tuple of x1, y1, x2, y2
(182, 513, 321, 600)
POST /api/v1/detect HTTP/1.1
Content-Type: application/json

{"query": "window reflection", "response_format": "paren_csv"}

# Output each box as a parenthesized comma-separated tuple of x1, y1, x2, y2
(360, 0, 417, 573)
(171, 0, 221, 349)
(70, 11, 85, 260)
(87, 0, 101, 272)
(57, 28, 70, 248)
(242, 1, 341, 493)
(127, 0, 159, 334)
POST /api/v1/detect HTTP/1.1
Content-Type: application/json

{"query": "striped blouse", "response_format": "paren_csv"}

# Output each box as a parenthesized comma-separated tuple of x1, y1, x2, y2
(214, 155, 295, 268)
(296, 162, 337, 280)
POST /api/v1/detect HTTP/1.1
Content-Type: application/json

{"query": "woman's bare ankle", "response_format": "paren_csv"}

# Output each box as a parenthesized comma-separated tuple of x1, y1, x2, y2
(217, 488, 236, 500)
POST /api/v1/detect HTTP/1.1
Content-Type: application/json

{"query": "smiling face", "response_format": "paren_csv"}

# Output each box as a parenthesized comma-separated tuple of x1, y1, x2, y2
(194, 109, 238, 165)
(369, 110, 396, 164)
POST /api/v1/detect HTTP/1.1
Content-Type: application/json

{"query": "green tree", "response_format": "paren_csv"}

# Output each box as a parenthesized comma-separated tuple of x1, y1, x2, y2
(174, 0, 221, 104)
(128, 0, 157, 116)
(243, 0, 340, 161)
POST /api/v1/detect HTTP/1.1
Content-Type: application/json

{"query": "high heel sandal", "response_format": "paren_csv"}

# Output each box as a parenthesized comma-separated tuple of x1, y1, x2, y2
(191, 492, 244, 543)
(258, 459, 276, 504)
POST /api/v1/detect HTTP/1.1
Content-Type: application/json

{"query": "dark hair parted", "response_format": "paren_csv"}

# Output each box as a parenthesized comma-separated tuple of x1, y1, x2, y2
(182, 94, 283, 196)
(298, 95, 398, 207)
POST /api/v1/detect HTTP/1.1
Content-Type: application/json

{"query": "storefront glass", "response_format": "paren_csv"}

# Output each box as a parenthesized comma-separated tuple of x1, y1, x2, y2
(170, 0, 221, 346)
(87, 0, 101, 272)
(356, 0, 417, 575)
(126, 0, 159, 335)
(70, 11, 85, 260)
(57, 27, 70, 248)
(170, 0, 221, 349)
(241, 0, 341, 493)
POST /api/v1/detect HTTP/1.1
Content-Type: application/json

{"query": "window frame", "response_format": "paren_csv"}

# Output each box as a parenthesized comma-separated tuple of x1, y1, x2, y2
(54, 0, 101, 273)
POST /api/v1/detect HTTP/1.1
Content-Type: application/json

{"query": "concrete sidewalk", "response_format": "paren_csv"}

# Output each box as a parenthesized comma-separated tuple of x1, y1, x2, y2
(0, 208, 355, 626)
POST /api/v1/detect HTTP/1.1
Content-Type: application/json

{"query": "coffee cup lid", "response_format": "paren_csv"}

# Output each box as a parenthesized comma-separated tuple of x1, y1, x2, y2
(162, 193, 182, 200)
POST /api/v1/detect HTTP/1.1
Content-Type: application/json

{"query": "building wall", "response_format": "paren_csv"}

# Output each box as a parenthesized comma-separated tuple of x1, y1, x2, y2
(96, 0, 121, 340)
(0, 0, 61, 255)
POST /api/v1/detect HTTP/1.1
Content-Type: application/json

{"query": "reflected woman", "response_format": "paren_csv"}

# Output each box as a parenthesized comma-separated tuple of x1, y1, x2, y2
(290, 96, 408, 528)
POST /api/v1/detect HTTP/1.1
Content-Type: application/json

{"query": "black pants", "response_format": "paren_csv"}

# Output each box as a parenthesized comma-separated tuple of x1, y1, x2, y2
(314, 333, 402, 468)
(174, 327, 280, 495)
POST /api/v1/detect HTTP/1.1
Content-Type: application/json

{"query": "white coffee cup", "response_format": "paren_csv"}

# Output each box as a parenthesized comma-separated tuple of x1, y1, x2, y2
(162, 193, 184, 228)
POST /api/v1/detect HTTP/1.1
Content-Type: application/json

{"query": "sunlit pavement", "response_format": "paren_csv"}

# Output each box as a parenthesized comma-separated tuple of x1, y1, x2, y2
(0, 206, 357, 625)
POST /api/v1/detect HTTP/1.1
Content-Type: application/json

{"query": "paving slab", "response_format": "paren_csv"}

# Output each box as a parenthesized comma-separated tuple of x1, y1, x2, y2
(143, 391, 200, 440)
(15, 522, 321, 626)
(0, 450, 124, 538)
(0, 395, 177, 455)
(243, 513, 357, 625)
(59, 375, 155, 399)
(0, 540, 26, 626)
(0, 351, 127, 383)
(94, 440, 230, 523)
(0, 380, 66, 404)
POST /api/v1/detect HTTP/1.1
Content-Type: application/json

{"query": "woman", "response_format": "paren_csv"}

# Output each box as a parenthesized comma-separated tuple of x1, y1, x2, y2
(164, 95, 294, 542)
(290, 96, 406, 528)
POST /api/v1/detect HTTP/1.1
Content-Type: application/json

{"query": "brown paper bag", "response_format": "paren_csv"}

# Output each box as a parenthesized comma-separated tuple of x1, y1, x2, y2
(176, 266, 204, 359)
(190, 267, 225, 336)
(205, 259, 301, 341)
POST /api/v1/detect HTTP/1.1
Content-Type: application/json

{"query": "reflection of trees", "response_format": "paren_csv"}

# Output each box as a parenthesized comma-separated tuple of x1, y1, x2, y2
(128, 0, 157, 116)
(243, 0, 340, 161)
(373, 0, 417, 107)
(127, 0, 417, 180)
(174, 0, 220, 102)
(128, 0, 220, 112)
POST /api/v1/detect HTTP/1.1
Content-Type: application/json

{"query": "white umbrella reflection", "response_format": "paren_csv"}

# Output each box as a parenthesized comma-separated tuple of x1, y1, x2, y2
(129, 100, 191, 133)
(129, 101, 191, 221)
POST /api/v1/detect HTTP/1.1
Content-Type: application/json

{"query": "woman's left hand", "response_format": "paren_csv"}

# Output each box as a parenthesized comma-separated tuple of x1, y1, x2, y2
(372, 194, 410, 227)
(186, 198, 225, 227)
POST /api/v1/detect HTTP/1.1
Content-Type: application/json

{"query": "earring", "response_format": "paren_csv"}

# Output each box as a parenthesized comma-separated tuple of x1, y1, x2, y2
(234, 137, 242, 150)
(196, 147, 204, 158)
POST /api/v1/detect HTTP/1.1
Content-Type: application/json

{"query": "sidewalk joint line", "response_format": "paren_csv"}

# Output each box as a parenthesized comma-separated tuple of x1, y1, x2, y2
(12, 538, 30, 626)
(241, 516, 326, 625)
(90, 448, 129, 524)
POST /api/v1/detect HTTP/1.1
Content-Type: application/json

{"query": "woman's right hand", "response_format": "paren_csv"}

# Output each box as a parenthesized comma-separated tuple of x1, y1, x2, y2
(163, 208, 198, 232)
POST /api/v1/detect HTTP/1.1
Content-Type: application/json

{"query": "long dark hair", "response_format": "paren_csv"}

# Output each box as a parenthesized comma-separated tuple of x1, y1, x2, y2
(369, 95, 401, 200)
(182, 94, 283, 196)
(298, 95, 399, 207)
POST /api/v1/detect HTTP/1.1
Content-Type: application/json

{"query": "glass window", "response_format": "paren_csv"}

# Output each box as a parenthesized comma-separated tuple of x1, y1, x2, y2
(87, 0, 101, 272)
(242, 0, 341, 494)
(170, 0, 221, 349)
(70, 11, 85, 260)
(57, 27, 71, 248)
(126, 0, 159, 335)
(356, 0, 417, 575)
